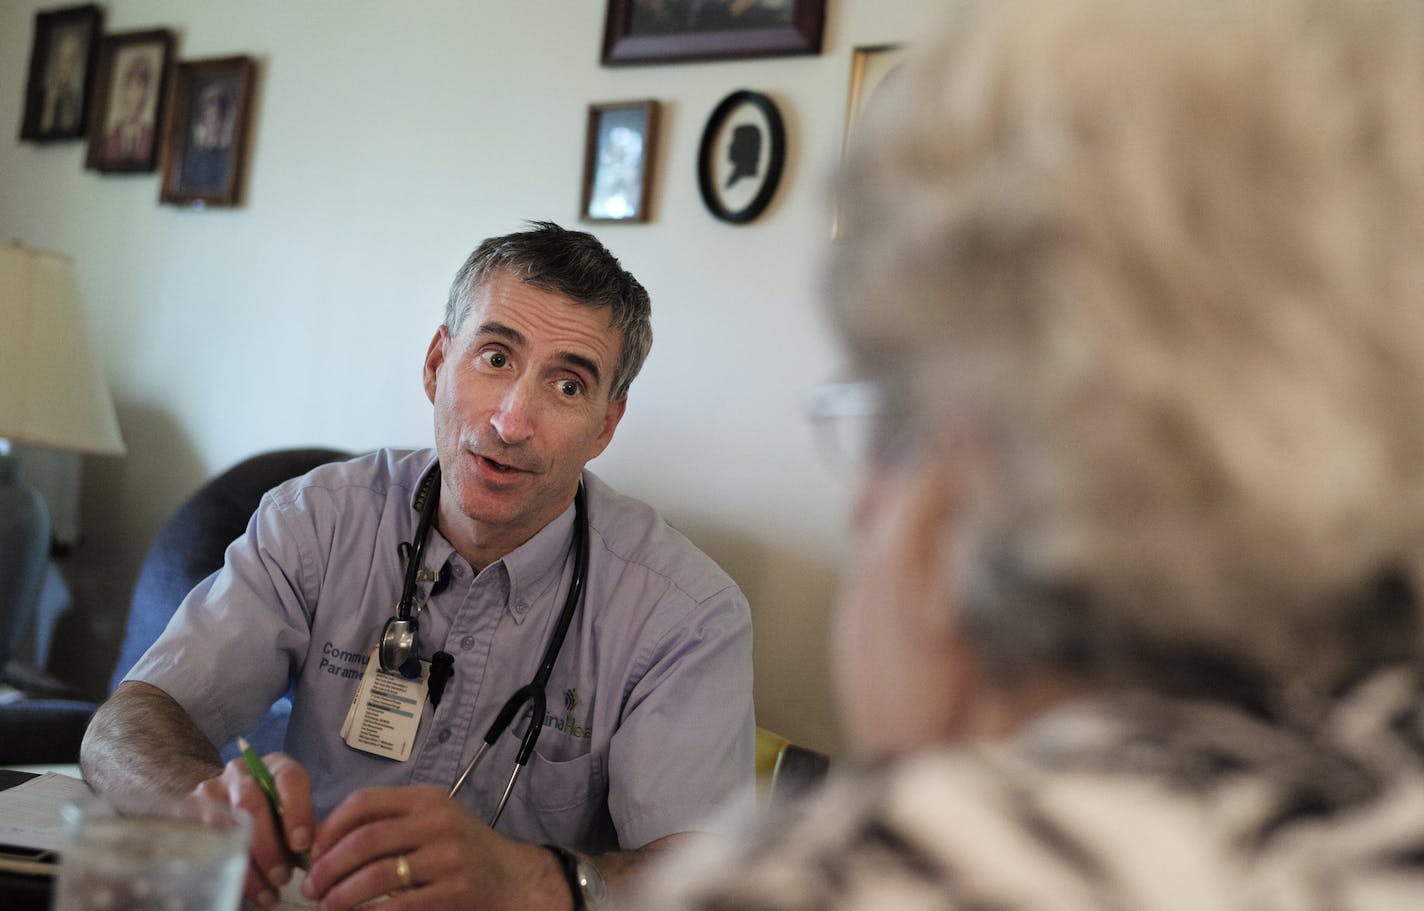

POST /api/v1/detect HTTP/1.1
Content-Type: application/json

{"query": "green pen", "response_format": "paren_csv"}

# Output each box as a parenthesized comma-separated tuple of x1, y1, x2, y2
(236, 735, 311, 868)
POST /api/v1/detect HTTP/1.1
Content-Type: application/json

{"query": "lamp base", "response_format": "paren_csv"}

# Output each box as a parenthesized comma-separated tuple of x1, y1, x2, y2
(0, 452, 51, 669)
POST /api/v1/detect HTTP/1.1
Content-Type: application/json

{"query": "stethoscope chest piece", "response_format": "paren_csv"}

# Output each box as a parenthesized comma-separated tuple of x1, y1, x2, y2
(379, 467, 442, 677)
(380, 614, 422, 679)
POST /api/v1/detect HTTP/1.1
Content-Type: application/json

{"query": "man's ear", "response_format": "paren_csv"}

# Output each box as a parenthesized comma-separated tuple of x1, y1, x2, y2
(423, 325, 451, 404)
(589, 396, 628, 460)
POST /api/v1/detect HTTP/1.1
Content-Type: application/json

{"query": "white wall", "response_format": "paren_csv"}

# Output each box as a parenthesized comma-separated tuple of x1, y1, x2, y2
(0, 0, 940, 755)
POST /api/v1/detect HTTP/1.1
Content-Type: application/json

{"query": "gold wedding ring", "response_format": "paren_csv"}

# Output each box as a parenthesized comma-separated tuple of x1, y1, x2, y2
(395, 854, 414, 890)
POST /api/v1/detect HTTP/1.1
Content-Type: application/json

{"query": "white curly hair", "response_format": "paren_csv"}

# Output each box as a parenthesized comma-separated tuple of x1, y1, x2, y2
(831, 0, 1424, 699)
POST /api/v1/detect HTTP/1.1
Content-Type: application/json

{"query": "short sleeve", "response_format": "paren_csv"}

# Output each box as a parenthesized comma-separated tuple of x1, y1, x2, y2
(606, 583, 756, 848)
(124, 487, 321, 748)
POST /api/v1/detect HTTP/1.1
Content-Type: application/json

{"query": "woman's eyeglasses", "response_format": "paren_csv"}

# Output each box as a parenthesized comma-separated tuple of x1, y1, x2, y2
(804, 378, 916, 470)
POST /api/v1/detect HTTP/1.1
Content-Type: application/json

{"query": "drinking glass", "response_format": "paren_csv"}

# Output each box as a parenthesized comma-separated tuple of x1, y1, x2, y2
(51, 794, 251, 911)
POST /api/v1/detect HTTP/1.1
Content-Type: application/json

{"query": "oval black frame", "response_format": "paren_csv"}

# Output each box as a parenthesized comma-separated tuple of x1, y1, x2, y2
(697, 90, 786, 225)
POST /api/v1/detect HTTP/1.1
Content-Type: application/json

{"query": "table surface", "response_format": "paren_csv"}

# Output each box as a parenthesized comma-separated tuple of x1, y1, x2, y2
(0, 770, 54, 911)
(1, 762, 82, 777)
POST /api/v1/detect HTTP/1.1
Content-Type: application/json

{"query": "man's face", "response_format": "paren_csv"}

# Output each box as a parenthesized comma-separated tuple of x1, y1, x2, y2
(423, 269, 627, 556)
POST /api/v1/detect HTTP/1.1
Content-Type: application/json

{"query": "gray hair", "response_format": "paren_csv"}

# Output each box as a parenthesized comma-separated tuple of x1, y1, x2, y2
(445, 221, 652, 400)
(831, 0, 1424, 698)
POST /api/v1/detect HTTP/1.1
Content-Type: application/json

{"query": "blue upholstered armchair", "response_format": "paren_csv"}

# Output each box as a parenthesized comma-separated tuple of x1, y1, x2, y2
(0, 447, 351, 766)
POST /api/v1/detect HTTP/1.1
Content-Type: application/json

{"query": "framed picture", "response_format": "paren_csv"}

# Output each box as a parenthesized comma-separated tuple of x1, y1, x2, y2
(602, 0, 825, 65)
(697, 90, 786, 225)
(159, 56, 256, 208)
(18, 4, 103, 142)
(843, 44, 907, 152)
(582, 100, 660, 223)
(835, 44, 907, 238)
(84, 30, 175, 173)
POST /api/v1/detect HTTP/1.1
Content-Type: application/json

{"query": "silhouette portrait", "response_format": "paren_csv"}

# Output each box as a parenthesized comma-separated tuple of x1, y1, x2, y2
(697, 90, 786, 224)
(725, 124, 762, 189)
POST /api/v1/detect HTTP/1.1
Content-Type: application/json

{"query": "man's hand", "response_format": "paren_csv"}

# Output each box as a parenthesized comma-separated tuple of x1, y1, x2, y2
(300, 786, 570, 911)
(194, 752, 316, 910)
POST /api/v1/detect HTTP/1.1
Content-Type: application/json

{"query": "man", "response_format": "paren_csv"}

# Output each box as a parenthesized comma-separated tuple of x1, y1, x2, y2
(81, 222, 755, 911)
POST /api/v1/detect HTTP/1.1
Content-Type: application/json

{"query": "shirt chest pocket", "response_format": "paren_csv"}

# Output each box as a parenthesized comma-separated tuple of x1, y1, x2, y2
(516, 743, 606, 813)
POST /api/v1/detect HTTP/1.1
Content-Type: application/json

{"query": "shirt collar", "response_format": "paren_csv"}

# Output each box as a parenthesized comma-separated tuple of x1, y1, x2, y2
(409, 455, 441, 512)
(415, 461, 583, 620)
(497, 484, 581, 617)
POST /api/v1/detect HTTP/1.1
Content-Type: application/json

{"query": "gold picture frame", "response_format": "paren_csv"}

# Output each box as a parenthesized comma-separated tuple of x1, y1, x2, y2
(835, 43, 907, 238)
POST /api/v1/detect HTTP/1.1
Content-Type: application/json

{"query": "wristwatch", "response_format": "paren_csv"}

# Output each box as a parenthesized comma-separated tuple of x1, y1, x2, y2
(544, 844, 607, 911)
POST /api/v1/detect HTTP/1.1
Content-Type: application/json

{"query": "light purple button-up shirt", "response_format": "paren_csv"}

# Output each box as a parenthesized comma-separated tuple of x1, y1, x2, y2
(127, 448, 755, 851)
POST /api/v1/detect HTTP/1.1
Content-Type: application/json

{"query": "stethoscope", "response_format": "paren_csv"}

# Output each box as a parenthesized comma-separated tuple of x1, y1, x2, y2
(378, 466, 590, 826)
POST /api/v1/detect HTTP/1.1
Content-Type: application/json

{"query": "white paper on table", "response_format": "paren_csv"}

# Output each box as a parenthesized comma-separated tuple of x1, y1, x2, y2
(0, 771, 93, 871)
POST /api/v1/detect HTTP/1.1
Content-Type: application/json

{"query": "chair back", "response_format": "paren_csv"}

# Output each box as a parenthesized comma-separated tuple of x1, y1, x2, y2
(110, 447, 351, 690)
(0, 448, 351, 766)
(755, 726, 831, 801)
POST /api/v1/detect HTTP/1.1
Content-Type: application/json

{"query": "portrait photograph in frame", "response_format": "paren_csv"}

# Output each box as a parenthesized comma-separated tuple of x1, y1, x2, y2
(602, 0, 825, 65)
(159, 56, 256, 208)
(582, 100, 660, 223)
(18, 4, 103, 142)
(697, 90, 786, 225)
(85, 29, 175, 173)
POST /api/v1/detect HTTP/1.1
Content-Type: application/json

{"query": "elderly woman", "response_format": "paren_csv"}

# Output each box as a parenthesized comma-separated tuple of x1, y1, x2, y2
(635, 0, 1424, 906)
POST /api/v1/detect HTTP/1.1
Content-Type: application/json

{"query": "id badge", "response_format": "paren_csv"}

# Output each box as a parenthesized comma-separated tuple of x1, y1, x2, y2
(340, 647, 428, 761)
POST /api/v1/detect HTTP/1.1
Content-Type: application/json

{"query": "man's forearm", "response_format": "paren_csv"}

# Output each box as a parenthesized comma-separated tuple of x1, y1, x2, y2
(592, 832, 693, 889)
(80, 680, 224, 804)
(580, 833, 695, 909)
(514, 833, 695, 911)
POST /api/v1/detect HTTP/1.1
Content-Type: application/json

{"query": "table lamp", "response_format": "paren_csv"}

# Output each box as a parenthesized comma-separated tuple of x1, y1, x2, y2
(0, 243, 125, 672)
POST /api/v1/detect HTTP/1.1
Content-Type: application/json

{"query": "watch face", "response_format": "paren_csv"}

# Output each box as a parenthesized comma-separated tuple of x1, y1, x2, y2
(577, 857, 607, 906)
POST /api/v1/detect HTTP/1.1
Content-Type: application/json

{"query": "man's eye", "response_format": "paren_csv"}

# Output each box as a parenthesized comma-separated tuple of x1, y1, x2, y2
(481, 350, 509, 368)
(558, 379, 583, 397)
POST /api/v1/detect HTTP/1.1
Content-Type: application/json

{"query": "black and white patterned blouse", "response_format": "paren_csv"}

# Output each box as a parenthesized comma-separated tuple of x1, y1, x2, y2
(633, 666, 1424, 910)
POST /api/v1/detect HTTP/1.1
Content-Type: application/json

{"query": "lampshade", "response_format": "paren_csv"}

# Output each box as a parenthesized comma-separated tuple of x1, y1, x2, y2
(0, 244, 125, 455)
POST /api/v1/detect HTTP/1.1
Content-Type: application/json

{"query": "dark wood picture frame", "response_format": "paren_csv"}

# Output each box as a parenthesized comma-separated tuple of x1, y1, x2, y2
(697, 90, 786, 224)
(159, 56, 256, 208)
(84, 30, 175, 173)
(18, 4, 103, 142)
(602, 0, 825, 65)
(581, 100, 660, 223)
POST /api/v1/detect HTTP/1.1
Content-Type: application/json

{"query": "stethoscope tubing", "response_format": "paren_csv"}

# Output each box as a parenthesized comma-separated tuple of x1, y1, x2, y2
(406, 480, 591, 825)
(377, 467, 590, 824)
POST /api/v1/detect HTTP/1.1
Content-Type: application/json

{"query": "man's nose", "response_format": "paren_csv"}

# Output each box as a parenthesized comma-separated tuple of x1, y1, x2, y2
(489, 378, 537, 444)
